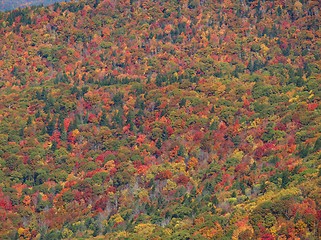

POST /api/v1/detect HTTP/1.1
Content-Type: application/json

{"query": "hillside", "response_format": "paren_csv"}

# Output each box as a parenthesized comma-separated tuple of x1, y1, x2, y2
(0, 0, 69, 12)
(0, 0, 321, 239)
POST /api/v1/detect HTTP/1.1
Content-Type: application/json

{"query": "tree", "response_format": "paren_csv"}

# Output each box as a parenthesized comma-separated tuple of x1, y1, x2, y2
(100, 111, 108, 126)
(313, 136, 321, 152)
(6, 155, 22, 171)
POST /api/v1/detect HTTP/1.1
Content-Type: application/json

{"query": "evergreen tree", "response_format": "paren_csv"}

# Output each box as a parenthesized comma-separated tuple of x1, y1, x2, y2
(100, 111, 108, 126)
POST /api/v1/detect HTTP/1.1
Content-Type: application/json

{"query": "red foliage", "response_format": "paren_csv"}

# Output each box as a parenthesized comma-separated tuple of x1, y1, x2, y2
(50, 130, 61, 144)
(175, 174, 189, 186)
(96, 153, 106, 165)
(232, 119, 241, 134)
(193, 131, 204, 141)
(109, 167, 117, 176)
(122, 124, 131, 133)
(64, 181, 77, 188)
(166, 126, 174, 136)
(261, 233, 275, 240)
(0, 190, 12, 211)
(23, 155, 29, 164)
(254, 143, 275, 160)
(317, 210, 321, 221)
(155, 170, 173, 180)
(65, 64, 74, 73)
(88, 113, 97, 123)
(73, 190, 84, 202)
(85, 169, 102, 178)
(274, 122, 286, 131)
(64, 118, 71, 132)
(67, 132, 76, 144)
(136, 165, 149, 175)
(106, 186, 116, 194)
(307, 102, 318, 111)
(0, 0, 320, 236)
(94, 196, 109, 211)
(136, 134, 146, 144)
(218, 121, 227, 130)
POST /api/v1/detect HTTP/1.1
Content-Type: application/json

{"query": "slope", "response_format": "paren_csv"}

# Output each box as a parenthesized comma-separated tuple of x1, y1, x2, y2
(0, 0, 321, 239)
(0, 0, 70, 12)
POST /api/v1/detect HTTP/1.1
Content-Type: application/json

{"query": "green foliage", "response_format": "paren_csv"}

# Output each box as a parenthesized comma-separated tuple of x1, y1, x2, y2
(62, 190, 74, 202)
(313, 136, 321, 152)
(0, 0, 320, 239)
(6, 155, 22, 171)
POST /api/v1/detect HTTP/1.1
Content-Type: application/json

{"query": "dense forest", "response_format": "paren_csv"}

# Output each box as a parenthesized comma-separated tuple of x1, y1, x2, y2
(0, 0, 69, 12)
(0, 0, 321, 239)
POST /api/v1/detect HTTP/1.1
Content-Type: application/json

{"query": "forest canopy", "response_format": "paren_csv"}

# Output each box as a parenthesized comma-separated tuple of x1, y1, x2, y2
(0, 0, 321, 239)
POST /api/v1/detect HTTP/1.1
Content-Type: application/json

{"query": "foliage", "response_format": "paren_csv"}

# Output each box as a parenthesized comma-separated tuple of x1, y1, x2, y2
(0, 0, 321, 239)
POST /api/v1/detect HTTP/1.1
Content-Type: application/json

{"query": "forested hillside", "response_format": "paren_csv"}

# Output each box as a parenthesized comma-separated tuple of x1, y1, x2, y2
(0, 0, 68, 12)
(0, 0, 321, 239)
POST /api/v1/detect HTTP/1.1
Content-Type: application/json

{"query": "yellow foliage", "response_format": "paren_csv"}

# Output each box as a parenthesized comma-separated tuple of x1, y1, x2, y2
(230, 149, 244, 161)
(72, 129, 80, 137)
(66, 173, 77, 182)
(18, 227, 31, 239)
(171, 161, 186, 173)
(134, 223, 156, 236)
(164, 180, 177, 191)
(246, 187, 302, 211)
(115, 231, 129, 238)
(145, 172, 155, 182)
(210, 116, 219, 125)
(111, 213, 124, 224)
(163, 228, 173, 236)
(289, 95, 299, 102)
(216, 82, 226, 94)
(137, 189, 149, 200)
(260, 43, 269, 54)
(246, 135, 254, 144)
(308, 93, 314, 99)
(249, 118, 261, 129)
(62, 228, 73, 239)
(270, 225, 277, 236)
(295, 220, 307, 235)
(104, 160, 115, 170)
(294, 1, 303, 12)
(18, 227, 25, 236)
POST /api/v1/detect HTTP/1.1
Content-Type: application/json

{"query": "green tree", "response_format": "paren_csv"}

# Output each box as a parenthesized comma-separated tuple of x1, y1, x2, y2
(6, 154, 22, 171)
(313, 136, 321, 152)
